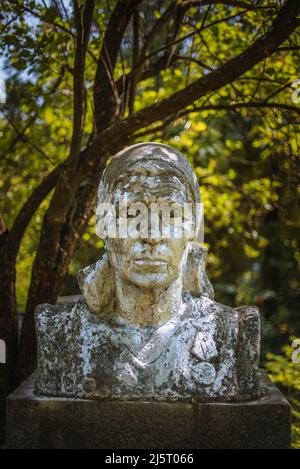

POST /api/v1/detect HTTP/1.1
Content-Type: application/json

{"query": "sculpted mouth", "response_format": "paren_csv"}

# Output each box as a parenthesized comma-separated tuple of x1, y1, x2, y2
(134, 258, 168, 266)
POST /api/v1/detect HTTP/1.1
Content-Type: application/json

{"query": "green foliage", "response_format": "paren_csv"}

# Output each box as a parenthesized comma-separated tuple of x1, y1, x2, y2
(0, 1, 299, 340)
(156, 106, 300, 355)
(0, 0, 300, 451)
(266, 339, 300, 449)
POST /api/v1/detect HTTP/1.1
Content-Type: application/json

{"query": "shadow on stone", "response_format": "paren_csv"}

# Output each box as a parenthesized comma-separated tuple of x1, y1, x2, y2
(5, 372, 291, 449)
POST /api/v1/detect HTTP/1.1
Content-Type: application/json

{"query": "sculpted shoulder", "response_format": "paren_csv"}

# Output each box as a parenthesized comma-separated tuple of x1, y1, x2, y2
(188, 294, 236, 326)
(35, 298, 92, 339)
(188, 295, 260, 355)
(190, 294, 259, 324)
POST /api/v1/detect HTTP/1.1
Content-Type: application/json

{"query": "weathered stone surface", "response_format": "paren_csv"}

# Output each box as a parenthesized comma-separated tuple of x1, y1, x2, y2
(5, 373, 291, 449)
(35, 296, 261, 401)
(0, 365, 5, 445)
(34, 143, 261, 402)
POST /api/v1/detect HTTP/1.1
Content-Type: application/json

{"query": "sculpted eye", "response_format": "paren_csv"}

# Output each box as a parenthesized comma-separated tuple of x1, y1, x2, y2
(114, 202, 137, 219)
(167, 209, 183, 222)
(127, 206, 140, 219)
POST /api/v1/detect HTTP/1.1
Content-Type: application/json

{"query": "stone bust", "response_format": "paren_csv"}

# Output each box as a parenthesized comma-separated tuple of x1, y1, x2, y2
(35, 143, 261, 402)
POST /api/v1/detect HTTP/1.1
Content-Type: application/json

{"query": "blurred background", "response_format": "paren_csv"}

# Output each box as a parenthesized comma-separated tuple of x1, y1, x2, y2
(0, 0, 299, 447)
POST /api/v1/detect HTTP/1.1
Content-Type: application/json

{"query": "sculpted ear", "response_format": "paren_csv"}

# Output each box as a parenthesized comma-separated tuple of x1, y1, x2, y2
(183, 245, 214, 299)
(77, 253, 115, 316)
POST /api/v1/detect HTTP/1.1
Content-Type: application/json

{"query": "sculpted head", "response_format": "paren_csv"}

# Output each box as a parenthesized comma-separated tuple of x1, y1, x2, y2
(96, 143, 201, 291)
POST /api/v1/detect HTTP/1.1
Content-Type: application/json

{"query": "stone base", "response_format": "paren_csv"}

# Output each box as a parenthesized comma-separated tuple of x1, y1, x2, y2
(5, 373, 291, 449)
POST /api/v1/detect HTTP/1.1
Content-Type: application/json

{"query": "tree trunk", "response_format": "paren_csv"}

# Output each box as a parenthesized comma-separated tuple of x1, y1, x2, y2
(0, 166, 60, 441)
(0, 241, 19, 444)
(17, 161, 106, 382)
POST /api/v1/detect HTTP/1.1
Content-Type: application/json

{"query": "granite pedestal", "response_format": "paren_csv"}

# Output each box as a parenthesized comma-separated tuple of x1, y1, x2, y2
(5, 372, 291, 449)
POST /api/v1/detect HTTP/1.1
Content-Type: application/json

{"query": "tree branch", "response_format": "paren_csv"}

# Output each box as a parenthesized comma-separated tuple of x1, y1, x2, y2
(124, 1, 191, 114)
(9, 164, 62, 252)
(139, 1, 178, 64)
(10, 0, 74, 37)
(128, 5, 140, 114)
(95, 0, 300, 149)
(179, 101, 300, 118)
(93, 0, 144, 131)
(70, 0, 95, 163)
(130, 7, 253, 73)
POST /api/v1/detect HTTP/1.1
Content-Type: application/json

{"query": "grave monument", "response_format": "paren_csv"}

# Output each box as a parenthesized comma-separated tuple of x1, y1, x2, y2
(5, 143, 291, 448)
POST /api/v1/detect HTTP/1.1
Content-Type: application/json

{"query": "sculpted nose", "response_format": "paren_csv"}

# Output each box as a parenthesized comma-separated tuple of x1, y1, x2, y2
(141, 236, 163, 246)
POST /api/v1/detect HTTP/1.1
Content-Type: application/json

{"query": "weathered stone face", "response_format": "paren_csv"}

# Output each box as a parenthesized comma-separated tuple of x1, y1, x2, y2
(34, 142, 262, 402)
(108, 233, 189, 290)
(101, 150, 197, 291)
